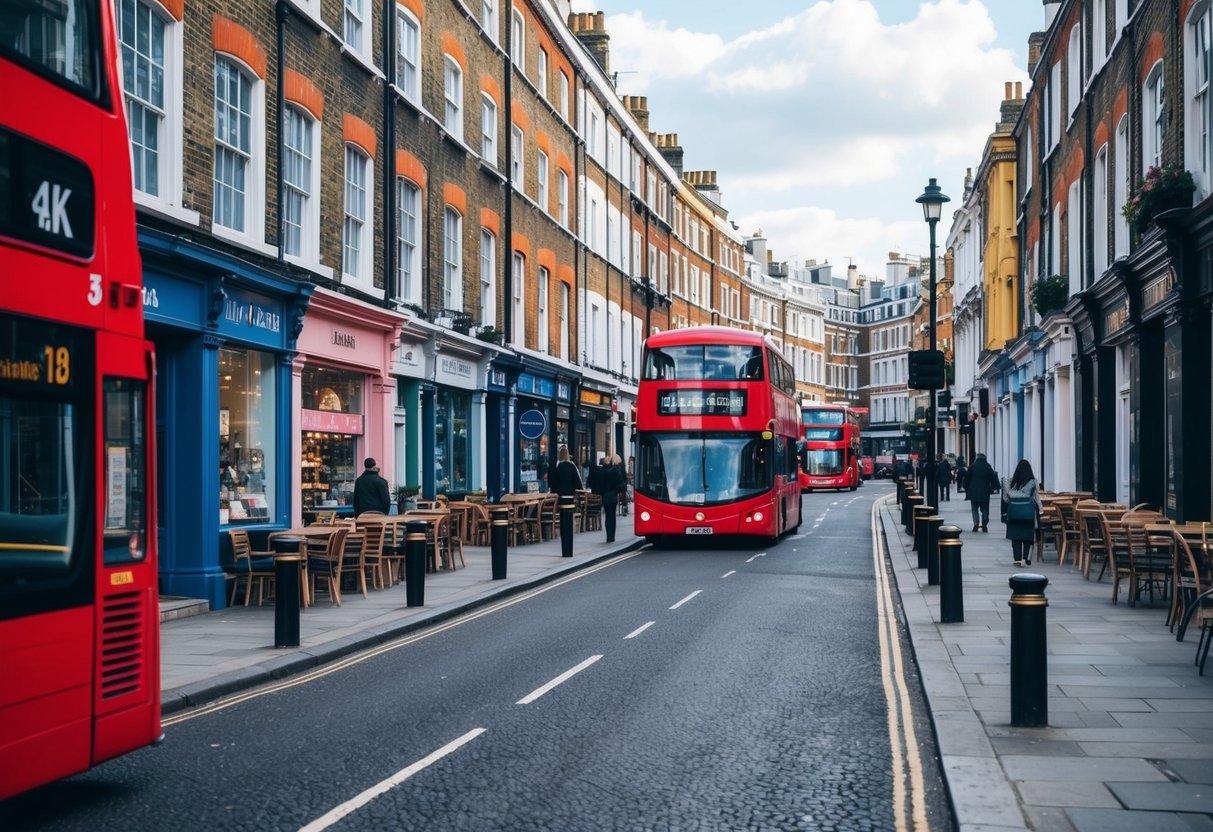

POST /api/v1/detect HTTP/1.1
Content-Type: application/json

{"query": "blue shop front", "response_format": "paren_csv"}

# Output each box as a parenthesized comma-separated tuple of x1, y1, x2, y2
(139, 227, 310, 608)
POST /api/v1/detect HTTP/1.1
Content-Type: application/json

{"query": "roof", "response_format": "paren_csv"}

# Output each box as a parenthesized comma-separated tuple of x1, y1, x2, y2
(644, 325, 768, 348)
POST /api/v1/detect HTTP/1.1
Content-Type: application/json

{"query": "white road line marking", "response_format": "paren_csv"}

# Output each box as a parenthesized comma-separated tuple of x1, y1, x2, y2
(516, 655, 602, 705)
(721, 570, 736, 578)
(625, 622, 655, 639)
(669, 590, 702, 609)
(299, 728, 486, 832)
(745, 553, 766, 563)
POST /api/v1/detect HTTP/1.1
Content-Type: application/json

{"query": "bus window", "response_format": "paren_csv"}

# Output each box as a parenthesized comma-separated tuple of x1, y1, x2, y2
(0, 0, 102, 100)
(643, 345, 764, 381)
(0, 396, 77, 572)
(102, 378, 147, 564)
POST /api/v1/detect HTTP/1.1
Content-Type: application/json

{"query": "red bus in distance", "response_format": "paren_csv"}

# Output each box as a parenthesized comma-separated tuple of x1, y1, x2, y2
(634, 327, 803, 542)
(0, 0, 161, 799)
(800, 404, 863, 491)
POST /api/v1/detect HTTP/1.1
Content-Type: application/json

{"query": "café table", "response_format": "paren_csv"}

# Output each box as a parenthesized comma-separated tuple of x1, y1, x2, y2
(400, 510, 455, 571)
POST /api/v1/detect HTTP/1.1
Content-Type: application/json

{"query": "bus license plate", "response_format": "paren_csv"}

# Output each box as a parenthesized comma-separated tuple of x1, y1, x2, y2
(686, 526, 714, 535)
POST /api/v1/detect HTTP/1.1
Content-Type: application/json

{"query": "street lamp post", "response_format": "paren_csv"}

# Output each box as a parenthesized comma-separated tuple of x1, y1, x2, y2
(916, 178, 950, 512)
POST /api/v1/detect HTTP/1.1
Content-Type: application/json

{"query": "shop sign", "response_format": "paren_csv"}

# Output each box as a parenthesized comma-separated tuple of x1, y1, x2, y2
(1141, 270, 1176, 314)
(579, 388, 614, 410)
(518, 408, 547, 440)
(330, 329, 356, 349)
(301, 408, 364, 435)
(657, 389, 747, 416)
(141, 272, 204, 328)
(488, 369, 508, 390)
(397, 345, 424, 373)
(1103, 298, 1130, 338)
(225, 295, 282, 334)
(437, 355, 476, 388)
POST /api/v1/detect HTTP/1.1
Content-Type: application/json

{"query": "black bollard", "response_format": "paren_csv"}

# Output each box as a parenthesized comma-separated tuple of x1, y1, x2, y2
(273, 554, 302, 648)
(559, 496, 575, 557)
(896, 477, 905, 507)
(404, 520, 427, 607)
(490, 507, 509, 579)
(900, 485, 913, 529)
(913, 505, 932, 556)
(1009, 573, 1049, 727)
(925, 514, 943, 584)
(904, 494, 924, 536)
(938, 524, 963, 622)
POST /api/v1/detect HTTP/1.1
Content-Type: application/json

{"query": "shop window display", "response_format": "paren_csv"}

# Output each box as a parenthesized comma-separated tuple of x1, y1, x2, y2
(219, 348, 276, 524)
(300, 365, 363, 510)
(435, 389, 470, 493)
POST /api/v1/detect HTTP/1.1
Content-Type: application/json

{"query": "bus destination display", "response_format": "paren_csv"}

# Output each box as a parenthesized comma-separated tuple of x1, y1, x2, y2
(658, 389, 747, 416)
(0, 314, 81, 393)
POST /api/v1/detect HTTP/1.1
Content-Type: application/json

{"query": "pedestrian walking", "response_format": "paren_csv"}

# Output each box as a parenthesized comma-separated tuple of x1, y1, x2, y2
(594, 454, 627, 543)
(1001, 459, 1043, 566)
(962, 452, 997, 532)
(936, 454, 952, 501)
(550, 445, 583, 497)
(954, 458, 967, 495)
(352, 458, 390, 516)
(915, 457, 926, 493)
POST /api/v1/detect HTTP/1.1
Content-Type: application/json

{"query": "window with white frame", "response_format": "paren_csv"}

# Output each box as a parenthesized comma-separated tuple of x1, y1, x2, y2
(537, 48, 547, 98)
(120, 0, 169, 199)
(481, 94, 497, 164)
(511, 124, 523, 185)
(1188, 4, 1212, 196)
(690, 266, 699, 303)
(1144, 62, 1165, 172)
(558, 71, 569, 120)
(396, 178, 421, 303)
(537, 267, 549, 352)
(1092, 0, 1107, 73)
(343, 0, 371, 58)
(396, 9, 420, 102)
(1067, 23, 1082, 120)
(559, 282, 569, 360)
(1049, 61, 1061, 150)
(342, 145, 372, 283)
(558, 169, 569, 227)
(443, 207, 463, 311)
(1114, 115, 1130, 257)
(537, 150, 548, 211)
(1050, 201, 1061, 277)
(213, 56, 262, 237)
(702, 273, 710, 309)
(444, 57, 463, 141)
(479, 229, 496, 326)
(512, 252, 525, 345)
(1115, 0, 1127, 33)
(1067, 175, 1083, 294)
(480, 0, 497, 41)
(1094, 145, 1109, 278)
(282, 106, 319, 264)
(511, 10, 525, 70)
(590, 199, 600, 251)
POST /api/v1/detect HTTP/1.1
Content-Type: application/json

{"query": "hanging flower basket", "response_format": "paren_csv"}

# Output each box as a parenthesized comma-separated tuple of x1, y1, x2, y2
(1122, 164, 1195, 233)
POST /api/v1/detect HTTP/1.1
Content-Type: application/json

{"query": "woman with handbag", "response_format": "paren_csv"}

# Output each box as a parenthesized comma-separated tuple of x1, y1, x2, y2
(1001, 459, 1043, 566)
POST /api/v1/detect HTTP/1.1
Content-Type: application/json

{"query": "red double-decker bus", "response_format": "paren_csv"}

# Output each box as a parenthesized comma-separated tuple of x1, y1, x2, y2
(634, 327, 803, 542)
(800, 403, 862, 491)
(0, 0, 160, 799)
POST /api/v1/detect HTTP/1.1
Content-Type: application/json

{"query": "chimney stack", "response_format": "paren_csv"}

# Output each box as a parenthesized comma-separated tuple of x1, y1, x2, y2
(622, 95, 649, 133)
(654, 133, 683, 176)
(569, 12, 610, 76)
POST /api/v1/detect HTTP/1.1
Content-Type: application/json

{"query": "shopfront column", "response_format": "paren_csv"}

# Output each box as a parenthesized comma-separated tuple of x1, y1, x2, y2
(1165, 305, 1212, 520)
(472, 390, 487, 490)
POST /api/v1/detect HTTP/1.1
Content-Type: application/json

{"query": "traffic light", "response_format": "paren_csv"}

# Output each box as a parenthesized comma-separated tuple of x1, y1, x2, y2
(907, 349, 946, 390)
(938, 389, 952, 409)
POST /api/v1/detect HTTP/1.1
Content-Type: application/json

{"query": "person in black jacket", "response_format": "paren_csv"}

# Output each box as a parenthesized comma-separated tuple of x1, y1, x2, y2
(550, 445, 583, 497)
(962, 453, 997, 532)
(936, 454, 952, 501)
(594, 454, 627, 543)
(352, 458, 390, 516)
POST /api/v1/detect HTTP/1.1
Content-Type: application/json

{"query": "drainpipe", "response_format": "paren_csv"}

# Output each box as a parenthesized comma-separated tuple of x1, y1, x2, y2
(383, 1, 396, 303)
(275, 1, 288, 263)
(503, 25, 514, 344)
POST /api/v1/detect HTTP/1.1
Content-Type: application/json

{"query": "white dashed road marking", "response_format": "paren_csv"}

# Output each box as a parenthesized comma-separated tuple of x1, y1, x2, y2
(517, 655, 603, 705)
(669, 590, 702, 609)
(625, 622, 655, 639)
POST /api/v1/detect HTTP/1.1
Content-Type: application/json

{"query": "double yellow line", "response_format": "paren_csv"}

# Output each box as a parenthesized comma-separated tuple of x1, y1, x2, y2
(871, 494, 928, 830)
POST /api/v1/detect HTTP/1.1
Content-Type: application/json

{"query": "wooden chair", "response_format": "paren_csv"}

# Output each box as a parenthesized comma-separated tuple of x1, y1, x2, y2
(379, 522, 404, 587)
(224, 529, 278, 606)
(1101, 515, 1133, 605)
(466, 501, 491, 546)
(1055, 500, 1083, 567)
(1036, 505, 1064, 563)
(446, 511, 465, 568)
(581, 493, 603, 532)
(354, 520, 387, 591)
(1079, 507, 1124, 580)
(306, 526, 350, 606)
(1174, 528, 1213, 641)
(313, 510, 336, 525)
(539, 495, 558, 541)
(1123, 514, 1171, 607)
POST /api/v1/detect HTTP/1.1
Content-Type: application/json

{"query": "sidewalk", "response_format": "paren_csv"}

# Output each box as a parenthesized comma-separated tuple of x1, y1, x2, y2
(879, 495, 1213, 832)
(159, 516, 642, 715)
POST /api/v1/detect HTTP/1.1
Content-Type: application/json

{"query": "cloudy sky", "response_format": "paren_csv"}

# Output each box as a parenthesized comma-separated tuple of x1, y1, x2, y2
(568, 0, 1043, 280)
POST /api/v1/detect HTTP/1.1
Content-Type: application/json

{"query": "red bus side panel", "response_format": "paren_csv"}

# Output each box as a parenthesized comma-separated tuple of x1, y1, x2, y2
(0, 607, 93, 798)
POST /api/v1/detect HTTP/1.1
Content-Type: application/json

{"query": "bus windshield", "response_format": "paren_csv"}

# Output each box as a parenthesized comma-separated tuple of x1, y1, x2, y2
(637, 432, 770, 505)
(804, 449, 844, 476)
(643, 344, 764, 381)
(0, 0, 100, 99)
(803, 409, 845, 425)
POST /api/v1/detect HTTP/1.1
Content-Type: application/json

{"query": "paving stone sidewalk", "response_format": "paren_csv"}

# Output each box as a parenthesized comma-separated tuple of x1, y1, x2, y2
(880, 494, 1213, 832)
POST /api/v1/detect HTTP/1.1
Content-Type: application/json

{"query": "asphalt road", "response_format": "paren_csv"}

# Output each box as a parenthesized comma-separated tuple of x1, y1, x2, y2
(2, 483, 951, 831)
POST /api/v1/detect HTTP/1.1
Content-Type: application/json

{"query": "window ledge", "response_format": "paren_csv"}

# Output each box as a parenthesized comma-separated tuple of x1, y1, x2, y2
(341, 44, 385, 81)
(211, 223, 278, 259)
(135, 194, 201, 227)
(340, 276, 385, 301)
(284, 252, 335, 280)
(390, 84, 424, 114)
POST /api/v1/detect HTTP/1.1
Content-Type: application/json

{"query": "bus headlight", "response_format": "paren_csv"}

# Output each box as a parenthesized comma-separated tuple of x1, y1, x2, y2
(752, 511, 764, 522)
(640, 511, 651, 522)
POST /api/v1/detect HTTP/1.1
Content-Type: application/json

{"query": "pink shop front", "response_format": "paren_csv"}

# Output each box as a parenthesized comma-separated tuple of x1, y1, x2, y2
(292, 288, 404, 524)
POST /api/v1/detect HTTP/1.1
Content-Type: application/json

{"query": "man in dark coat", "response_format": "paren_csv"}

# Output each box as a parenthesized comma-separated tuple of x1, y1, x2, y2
(936, 454, 952, 502)
(594, 454, 627, 543)
(962, 453, 997, 532)
(954, 458, 968, 495)
(352, 458, 390, 516)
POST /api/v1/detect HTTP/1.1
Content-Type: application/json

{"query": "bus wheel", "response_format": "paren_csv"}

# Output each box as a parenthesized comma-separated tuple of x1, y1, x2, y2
(794, 497, 803, 531)
(645, 535, 664, 549)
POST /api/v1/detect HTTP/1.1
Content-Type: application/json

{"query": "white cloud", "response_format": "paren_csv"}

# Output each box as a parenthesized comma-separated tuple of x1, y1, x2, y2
(581, 0, 1028, 276)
